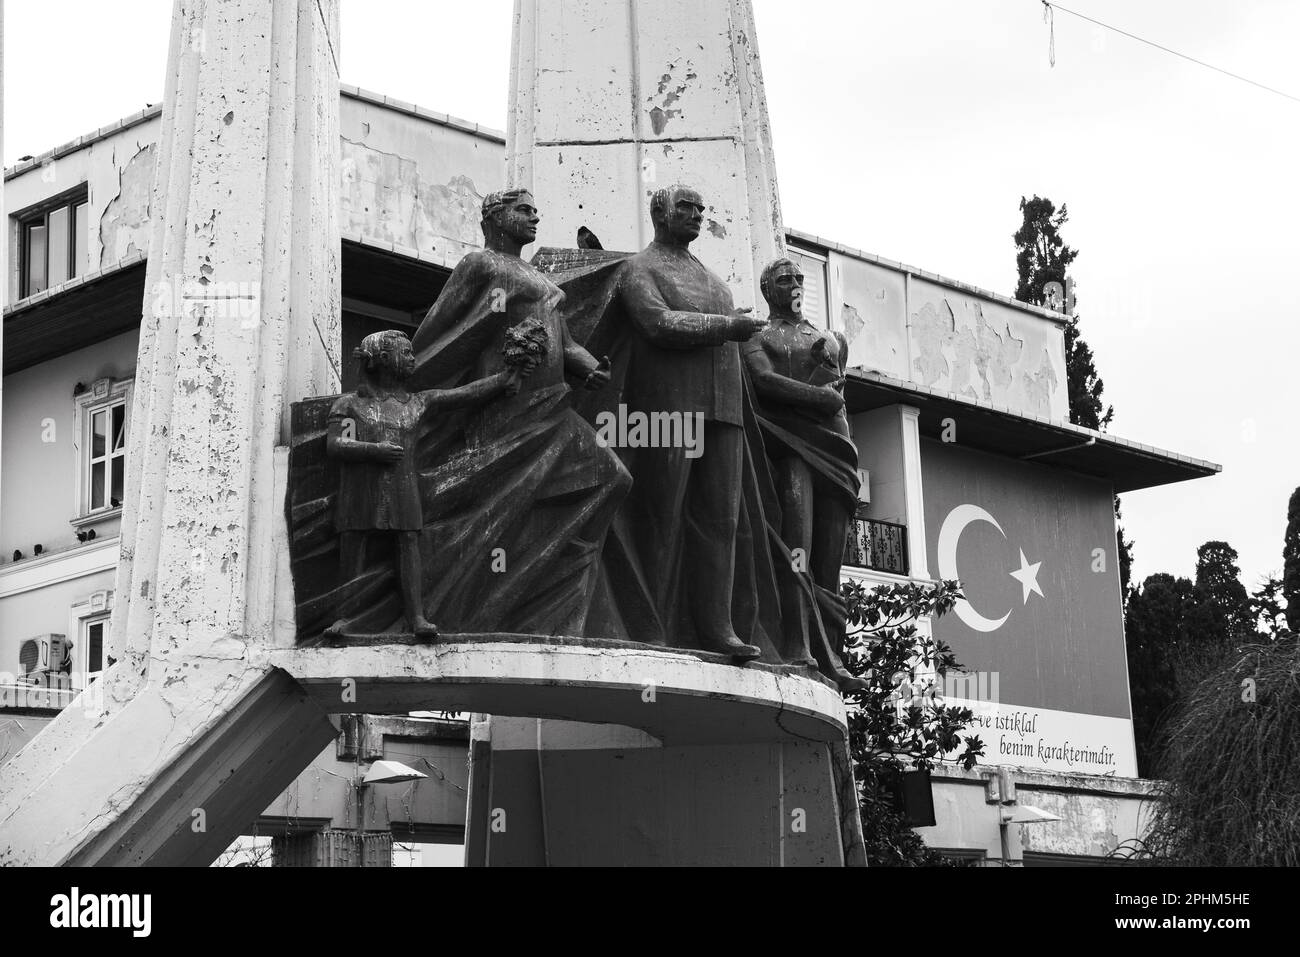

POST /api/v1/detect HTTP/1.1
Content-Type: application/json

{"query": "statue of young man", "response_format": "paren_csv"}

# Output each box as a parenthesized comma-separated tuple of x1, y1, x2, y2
(615, 184, 769, 658)
(743, 258, 866, 691)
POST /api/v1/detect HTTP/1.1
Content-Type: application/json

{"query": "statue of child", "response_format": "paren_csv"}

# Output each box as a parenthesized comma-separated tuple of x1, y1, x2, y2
(324, 329, 527, 640)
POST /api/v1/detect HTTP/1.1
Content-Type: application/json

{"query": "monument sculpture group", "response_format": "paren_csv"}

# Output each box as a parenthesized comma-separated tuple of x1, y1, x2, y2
(289, 183, 866, 693)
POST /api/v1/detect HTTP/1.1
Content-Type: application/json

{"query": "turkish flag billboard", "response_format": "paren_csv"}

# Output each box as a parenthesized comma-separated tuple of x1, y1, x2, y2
(921, 438, 1137, 777)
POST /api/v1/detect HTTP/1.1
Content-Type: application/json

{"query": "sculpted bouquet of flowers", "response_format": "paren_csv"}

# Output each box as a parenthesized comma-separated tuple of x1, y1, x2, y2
(500, 315, 549, 393)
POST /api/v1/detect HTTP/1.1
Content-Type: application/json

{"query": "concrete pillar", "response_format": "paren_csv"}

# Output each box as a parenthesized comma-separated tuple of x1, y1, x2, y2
(899, 405, 931, 579)
(0, 0, 342, 865)
(509, 0, 785, 310)
(112, 0, 341, 693)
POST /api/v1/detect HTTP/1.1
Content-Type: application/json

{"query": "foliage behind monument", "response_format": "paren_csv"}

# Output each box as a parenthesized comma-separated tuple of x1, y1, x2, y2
(840, 578, 983, 866)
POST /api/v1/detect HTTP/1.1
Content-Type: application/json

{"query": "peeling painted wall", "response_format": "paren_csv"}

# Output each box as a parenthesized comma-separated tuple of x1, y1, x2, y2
(338, 97, 504, 263)
(5, 116, 162, 300)
(5, 95, 504, 304)
(340, 140, 484, 261)
(98, 144, 155, 268)
(833, 254, 909, 379)
(828, 250, 1070, 421)
(909, 277, 1066, 419)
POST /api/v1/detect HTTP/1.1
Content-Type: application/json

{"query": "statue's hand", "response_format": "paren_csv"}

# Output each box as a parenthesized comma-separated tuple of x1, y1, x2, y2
(817, 383, 846, 416)
(584, 355, 612, 391)
(373, 441, 405, 464)
(728, 307, 768, 341)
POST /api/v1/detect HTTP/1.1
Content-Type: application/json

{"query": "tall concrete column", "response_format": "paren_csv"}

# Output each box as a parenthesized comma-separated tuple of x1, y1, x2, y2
(113, 0, 341, 696)
(0, 0, 341, 865)
(509, 0, 785, 309)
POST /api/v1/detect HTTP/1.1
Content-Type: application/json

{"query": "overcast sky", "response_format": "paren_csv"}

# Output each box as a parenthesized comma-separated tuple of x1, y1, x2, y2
(5, 0, 1297, 591)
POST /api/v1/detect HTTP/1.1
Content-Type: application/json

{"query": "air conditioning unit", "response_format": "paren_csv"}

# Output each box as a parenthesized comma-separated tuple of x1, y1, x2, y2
(17, 633, 72, 681)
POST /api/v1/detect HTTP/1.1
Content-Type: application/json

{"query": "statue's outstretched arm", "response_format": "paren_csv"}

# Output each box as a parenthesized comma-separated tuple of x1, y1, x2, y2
(417, 372, 513, 415)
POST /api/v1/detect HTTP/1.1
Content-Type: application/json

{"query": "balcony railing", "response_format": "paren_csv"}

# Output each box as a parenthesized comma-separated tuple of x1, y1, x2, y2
(844, 517, 908, 576)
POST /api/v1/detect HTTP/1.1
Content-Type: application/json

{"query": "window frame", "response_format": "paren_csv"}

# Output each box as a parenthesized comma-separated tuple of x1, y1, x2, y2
(68, 590, 114, 690)
(785, 241, 832, 331)
(16, 186, 89, 299)
(72, 377, 134, 528)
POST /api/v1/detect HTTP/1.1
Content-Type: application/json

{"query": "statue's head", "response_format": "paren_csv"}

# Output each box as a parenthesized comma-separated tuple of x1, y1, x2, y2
(760, 257, 804, 317)
(649, 184, 705, 246)
(481, 188, 539, 247)
(355, 329, 415, 390)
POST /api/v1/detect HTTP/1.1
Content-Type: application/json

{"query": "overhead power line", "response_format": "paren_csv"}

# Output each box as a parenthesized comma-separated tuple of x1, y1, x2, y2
(1041, 1, 1300, 105)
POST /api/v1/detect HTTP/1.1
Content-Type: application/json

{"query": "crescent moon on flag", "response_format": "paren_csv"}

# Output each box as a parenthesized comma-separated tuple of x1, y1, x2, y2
(937, 504, 1012, 633)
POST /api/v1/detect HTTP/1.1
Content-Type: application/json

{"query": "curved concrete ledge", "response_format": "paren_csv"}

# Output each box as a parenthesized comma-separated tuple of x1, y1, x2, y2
(257, 636, 848, 745)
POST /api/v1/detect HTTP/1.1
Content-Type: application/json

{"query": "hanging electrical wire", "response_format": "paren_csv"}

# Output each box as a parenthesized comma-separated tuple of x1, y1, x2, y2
(1040, 0, 1300, 104)
(1043, 1, 1055, 67)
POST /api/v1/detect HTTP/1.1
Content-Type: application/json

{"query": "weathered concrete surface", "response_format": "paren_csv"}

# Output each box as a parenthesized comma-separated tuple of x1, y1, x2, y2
(262, 639, 848, 745)
(823, 243, 1070, 421)
(338, 91, 504, 265)
(925, 764, 1161, 864)
(0, 0, 343, 864)
(509, 0, 785, 310)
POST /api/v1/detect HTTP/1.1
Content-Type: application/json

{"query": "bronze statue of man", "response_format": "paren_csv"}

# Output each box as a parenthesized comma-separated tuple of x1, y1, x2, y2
(743, 258, 866, 691)
(614, 184, 769, 658)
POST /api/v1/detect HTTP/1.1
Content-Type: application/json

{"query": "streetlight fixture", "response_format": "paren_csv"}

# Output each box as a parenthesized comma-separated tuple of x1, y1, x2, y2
(354, 759, 426, 866)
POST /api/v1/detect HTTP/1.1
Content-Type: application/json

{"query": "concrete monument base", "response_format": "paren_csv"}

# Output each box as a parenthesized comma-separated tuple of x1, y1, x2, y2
(263, 638, 847, 743)
(465, 715, 863, 866)
(269, 638, 865, 866)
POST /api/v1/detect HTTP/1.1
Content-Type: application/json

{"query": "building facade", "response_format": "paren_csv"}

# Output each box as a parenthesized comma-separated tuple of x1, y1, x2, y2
(1, 87, 1216, 864)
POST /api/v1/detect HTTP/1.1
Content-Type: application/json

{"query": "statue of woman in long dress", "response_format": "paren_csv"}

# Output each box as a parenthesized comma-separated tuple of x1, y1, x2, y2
(406, 188, 630, 636)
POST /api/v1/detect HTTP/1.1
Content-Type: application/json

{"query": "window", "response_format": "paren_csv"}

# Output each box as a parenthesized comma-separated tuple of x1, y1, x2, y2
(84, 616, 108, 675)
(73, 377, 133, 525)
(69, 590, 114, 691)
(787, 244, 830, 329)
(18, 189, 89, 298)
